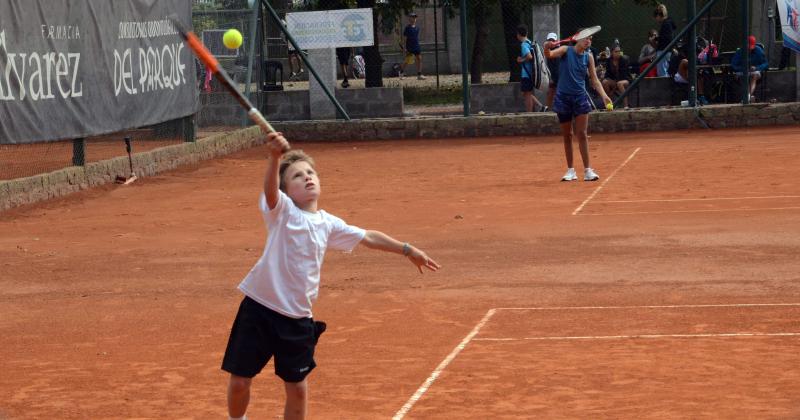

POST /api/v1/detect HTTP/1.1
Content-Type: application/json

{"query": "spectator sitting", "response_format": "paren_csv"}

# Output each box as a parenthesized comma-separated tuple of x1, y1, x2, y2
(602, 45, 631, 108)
(731, 35, 768, 102)
(670, 43, 709, 105)
(638, 29, 659, 77)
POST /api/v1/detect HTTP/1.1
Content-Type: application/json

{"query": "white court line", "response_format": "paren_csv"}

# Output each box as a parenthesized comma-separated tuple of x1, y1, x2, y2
(392, 309, 496, 420)
(595, 195, 800, 204)
(640, 147, 800, 154)
(473, 332, 800, 341)
(394, 303, 800, 417)
(572, 147, 641, 215)
(495, 303, 800, 310)
(581, 206, 800, 216)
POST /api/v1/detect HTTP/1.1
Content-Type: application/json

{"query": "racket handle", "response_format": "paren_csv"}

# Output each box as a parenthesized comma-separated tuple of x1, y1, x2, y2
(248, 108, 290, 152)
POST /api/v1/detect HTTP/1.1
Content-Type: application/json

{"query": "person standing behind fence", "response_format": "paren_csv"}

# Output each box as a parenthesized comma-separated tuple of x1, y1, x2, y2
(638, 29, 659, 77)
(400, 12, 425, 80)
(654, 4, 676, 77)
(545, 32, 560, 110)
(283, 20, 305, 81)
(516, 25, 545, 113)
(544, 31, 612, 182)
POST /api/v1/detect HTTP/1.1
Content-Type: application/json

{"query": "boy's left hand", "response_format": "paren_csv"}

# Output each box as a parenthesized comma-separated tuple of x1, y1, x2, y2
(407, 247, 441, 273)
(266, 132, 289, 157)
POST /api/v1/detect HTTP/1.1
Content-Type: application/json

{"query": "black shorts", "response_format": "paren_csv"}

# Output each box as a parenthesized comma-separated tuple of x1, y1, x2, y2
(336, 48, 351, 66)
(520, 77, 534, 92)
(222, 297, 320, 382)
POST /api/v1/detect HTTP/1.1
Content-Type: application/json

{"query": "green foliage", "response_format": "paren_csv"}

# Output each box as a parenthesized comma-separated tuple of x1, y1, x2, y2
(403, 84, 462, 105)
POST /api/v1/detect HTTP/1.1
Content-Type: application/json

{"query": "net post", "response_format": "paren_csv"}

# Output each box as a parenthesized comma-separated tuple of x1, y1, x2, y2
(72, 138, 85, 167)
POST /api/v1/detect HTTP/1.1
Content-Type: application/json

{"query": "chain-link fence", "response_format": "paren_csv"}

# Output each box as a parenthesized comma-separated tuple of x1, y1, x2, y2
(3, 0, 794, 183)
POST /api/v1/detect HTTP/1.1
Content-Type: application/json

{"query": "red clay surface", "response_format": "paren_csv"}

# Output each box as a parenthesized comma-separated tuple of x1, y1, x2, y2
(1, 126, 799, 419)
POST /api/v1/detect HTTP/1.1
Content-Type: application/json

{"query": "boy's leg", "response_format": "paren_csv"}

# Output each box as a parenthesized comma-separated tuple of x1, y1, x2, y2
(416, 54, 425, 78)
(602, 79, 615, 97)
(228, 374, 252, 418)
(574, 113, 591, 168)
(546, 85, 556, 108)
(523, 91, 534, 112)
(749, 72, 760, 96)
(560, 120, 574, 168)
(617, 80, 629, 108)
(284, 379, 309, 420)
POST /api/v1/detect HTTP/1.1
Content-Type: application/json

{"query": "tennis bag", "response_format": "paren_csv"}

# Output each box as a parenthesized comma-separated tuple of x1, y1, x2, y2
(523, 40, 551, 90)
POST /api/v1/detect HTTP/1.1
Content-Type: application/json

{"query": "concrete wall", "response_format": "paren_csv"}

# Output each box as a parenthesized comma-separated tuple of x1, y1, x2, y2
(471, 70, 799, 113)
(273, 103, 800, 142)
(197, 87, 403, 126)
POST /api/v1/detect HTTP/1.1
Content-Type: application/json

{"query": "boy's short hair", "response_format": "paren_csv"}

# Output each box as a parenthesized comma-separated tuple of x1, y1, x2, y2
(654, 4, 667, 17)
(516, 25, 527, 37)
(279, 150, 316, 192)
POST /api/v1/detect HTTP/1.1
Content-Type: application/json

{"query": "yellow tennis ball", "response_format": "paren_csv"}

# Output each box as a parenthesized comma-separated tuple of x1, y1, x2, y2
(223, 29, 243, 49)
(606, 103, 614, 111)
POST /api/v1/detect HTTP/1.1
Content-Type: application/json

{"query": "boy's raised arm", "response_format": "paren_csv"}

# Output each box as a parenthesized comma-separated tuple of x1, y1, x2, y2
(544, 42, 567, 59)
(264, 132, 289, 210)
(361, 230, 441, 273)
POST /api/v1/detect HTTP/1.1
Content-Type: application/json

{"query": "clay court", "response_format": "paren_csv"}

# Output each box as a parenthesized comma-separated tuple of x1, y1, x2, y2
(1, 125, 799, 418)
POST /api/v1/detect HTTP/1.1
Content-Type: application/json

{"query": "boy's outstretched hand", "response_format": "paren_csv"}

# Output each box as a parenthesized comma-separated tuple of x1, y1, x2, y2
(266, 132, 289, 157)
(406, 246, 441, 274)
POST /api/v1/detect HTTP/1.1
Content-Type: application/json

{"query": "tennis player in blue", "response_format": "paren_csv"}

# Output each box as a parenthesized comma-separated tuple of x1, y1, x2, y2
(400, 12, 425, 80)
(545, 32, 612, 182)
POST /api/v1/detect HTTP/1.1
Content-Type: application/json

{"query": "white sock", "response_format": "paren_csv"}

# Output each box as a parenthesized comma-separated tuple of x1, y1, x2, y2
(230, 415, 247, 420)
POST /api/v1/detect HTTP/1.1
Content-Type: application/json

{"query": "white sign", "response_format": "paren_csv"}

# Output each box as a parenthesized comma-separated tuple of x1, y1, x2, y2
(778, 0, 800, 54)
(285, 8, 374, 49)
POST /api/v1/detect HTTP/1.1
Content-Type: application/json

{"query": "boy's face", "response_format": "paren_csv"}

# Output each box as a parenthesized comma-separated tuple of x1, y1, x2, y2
(283, 161, 320, 205)
(577, 36, 592, 49)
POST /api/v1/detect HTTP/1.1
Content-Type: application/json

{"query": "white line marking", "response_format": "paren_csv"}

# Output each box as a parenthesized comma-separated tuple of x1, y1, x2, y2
(581, 206, 800, 216)
(640, 146, 800, 154)
(495, 303, 800, 310)
(572, 147, 641, 215)
(473, 332, 800, 341)
(596, 195, 800, 204)
(392, 309, 497, 420)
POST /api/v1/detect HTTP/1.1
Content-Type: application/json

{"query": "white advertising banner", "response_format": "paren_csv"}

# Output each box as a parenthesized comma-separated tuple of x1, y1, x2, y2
(285, 8, 374, 50)
(778, 0, 800, 53)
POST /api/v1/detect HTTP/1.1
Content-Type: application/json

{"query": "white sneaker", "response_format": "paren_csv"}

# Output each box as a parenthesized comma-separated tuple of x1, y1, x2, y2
(417, 74, 426, 80)
(561, 168, 578, 181)
(584, 168, 600, 181)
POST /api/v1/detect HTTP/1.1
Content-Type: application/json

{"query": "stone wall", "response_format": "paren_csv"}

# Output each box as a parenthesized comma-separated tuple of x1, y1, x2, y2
(471, 70, 799, 113)
(197, 87, 403, 126)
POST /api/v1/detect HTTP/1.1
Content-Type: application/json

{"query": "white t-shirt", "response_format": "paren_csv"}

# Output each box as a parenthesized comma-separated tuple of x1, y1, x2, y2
(238, 191, 366, 319)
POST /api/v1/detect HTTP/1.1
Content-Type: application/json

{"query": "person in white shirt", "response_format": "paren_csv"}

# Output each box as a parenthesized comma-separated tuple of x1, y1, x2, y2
(222, 132, 441, 420)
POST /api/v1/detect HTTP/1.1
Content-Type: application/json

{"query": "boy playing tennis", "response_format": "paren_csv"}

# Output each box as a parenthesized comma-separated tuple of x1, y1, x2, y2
(222, 132, 441, 420)
(544, 30, 612, 182)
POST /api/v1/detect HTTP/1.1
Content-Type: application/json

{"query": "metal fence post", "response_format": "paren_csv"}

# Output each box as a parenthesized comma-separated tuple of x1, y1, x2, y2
(72, 138, 85, 166)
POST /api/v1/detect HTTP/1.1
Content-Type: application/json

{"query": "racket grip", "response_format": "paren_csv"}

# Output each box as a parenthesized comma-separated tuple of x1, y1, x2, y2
(248, 108, 290, 152)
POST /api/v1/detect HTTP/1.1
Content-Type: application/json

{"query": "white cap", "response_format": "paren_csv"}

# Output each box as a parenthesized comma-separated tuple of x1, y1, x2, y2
(546, 32, 558, 41)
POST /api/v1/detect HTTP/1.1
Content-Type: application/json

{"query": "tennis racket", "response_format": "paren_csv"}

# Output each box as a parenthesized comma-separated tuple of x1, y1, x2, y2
(169, 15, 289, 151)
(553, 26, 601, 46)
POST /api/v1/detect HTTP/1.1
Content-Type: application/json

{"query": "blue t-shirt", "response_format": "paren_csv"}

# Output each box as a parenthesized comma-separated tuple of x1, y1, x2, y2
(557, 46, 590, 96)
(520, 40, 533, 79)
(404, 25, 420, 52)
